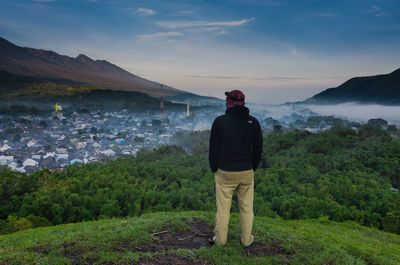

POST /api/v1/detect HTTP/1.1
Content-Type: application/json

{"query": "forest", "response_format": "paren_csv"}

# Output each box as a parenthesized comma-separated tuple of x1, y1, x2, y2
(1, 125, 399, 235)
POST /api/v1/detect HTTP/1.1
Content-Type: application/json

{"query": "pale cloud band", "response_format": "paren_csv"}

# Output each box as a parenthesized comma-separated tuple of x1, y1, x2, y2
(184, 75, 313, 81)
(135, 7, 158, 16)
(137, 31, 184, 41)
(156, 17, 254, 29)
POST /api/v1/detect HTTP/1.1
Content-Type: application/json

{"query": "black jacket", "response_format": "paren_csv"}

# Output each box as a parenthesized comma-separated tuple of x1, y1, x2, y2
(209, 106, 263, 172)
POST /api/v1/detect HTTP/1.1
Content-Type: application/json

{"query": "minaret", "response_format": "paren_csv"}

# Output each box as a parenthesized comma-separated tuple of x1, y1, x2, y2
(186, 102, 190, 117)
(160, 84, 165, 111)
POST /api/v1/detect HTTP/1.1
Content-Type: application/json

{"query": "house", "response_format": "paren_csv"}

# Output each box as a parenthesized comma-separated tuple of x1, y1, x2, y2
(56, 148, 68, 154)
(27, 140, 37, 148)
(23, 158, 38, 167)
(100, 149, 116, 157)
(70, 159, 83, 165)
(56, 153, 69, 161)
(76, 142, 87, 150)
(115, 139, 125, 145)
(0, 155, 14, 166)
(7, 162, 19, 171)
(0, 144, 11, 152)
(92, 142, 101, 149)
(32, 154, 42, 160)
(43, 152, 56, 159)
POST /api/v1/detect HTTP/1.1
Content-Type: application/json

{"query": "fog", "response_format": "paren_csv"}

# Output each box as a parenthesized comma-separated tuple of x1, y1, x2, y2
(246, 102, 400, 125)
(304, 103, 400, 125)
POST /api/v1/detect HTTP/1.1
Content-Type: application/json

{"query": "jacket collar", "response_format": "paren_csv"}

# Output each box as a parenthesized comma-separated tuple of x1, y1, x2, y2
(225, 105, 250, 117)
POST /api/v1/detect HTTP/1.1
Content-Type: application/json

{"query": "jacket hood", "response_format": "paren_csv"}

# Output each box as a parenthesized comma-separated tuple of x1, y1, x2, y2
(225, 105, 250, 118)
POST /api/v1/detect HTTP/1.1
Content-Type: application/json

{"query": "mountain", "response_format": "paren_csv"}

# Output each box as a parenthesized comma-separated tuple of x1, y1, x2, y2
(1, 211, 399, 264)
(305, 68, 400, 105)
(0, 37, 185, 97)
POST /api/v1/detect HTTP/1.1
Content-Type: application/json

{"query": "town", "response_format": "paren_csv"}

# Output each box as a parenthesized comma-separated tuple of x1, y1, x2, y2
(1, 101, 397, 174)
(0, 102, 223, 173)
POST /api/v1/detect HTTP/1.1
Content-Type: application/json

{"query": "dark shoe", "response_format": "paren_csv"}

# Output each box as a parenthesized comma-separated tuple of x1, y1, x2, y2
(208, 235, 216, 245)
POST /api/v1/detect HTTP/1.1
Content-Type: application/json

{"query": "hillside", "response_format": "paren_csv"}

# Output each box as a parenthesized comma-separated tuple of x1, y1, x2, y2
(0, 211, 399, 265)
(0, 71, 186, 111)
(306, 68, 400, 105)
(0, 37, 186, 98)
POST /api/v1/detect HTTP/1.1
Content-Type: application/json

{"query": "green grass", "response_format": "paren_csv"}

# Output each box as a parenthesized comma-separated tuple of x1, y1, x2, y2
(0, 211, 399, 265)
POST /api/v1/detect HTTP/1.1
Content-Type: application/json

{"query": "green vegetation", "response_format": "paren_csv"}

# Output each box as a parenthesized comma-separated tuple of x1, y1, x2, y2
(0, 211, 399, 265)
(1, 126, 399, 238)
(2, 83, 99, 98)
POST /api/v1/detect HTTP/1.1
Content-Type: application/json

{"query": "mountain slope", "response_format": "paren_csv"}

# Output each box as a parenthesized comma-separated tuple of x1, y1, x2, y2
(0, 37, 183, 97)
(0, 211, 399, 265)
(306, 68, 400, 105)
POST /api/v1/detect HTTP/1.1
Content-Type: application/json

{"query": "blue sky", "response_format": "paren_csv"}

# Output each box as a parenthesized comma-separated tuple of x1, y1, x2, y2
(0, 0, 399, 103)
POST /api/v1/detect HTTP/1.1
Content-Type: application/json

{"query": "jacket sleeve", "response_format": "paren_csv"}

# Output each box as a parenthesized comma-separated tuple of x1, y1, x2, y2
(209, 119, 219, 173)
(251, 119, 263, 171)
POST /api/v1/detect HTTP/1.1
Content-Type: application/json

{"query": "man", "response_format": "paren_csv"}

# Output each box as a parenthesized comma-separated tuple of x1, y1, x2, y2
(209, 90, 263, 247)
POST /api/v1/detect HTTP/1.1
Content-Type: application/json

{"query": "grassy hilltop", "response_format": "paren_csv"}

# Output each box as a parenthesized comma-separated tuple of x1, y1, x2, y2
(1, 211, 400, 265)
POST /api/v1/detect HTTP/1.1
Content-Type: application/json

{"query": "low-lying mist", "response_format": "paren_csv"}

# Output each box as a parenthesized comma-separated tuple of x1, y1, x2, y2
(247, 102, 400, 125)
(304, 103, 400, 125)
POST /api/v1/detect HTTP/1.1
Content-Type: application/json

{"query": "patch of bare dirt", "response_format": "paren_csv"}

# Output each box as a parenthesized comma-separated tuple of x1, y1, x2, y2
(29, 244, 51, 255)
(244, 240, 289, 257)
(61, 241, 97, 265)
(115, 219, 214, 252)
(138, 255, 211, 265)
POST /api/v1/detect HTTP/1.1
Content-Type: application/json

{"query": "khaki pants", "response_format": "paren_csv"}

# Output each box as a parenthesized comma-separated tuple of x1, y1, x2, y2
(214, 168, 254, 246)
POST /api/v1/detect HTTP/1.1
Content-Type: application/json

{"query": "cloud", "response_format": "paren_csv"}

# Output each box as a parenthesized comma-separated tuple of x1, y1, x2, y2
(366, 5, 387, 17)
(313, 12, 337, 18)
(137, 31, 184, 41)
(215, 30, 228, 35)
(156, 17, 254, 29)
(134, 7, 157, 16)
(184, 75, 312, 81)
(274, 41, 308, 58)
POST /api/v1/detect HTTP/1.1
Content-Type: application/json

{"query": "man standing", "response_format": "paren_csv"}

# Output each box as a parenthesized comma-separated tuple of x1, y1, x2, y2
(209, 90, 263, 247)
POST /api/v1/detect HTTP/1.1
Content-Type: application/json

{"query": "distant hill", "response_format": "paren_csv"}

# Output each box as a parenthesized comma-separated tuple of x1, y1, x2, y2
(0, 37, 187, 97)
(305, 68, 400, 105)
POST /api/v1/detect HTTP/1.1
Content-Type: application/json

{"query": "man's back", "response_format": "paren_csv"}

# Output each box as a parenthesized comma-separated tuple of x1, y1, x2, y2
(209, 105, 263, 172)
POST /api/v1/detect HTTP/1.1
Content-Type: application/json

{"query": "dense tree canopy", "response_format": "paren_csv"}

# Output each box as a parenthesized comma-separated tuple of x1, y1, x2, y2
(1, 126, 399, 235)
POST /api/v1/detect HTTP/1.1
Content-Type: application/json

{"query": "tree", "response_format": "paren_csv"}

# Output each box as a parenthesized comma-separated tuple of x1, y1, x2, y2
(383, 211, 400, 234)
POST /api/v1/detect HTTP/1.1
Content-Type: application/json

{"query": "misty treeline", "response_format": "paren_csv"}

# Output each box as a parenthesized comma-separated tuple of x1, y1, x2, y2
(1, 125, 399, 235)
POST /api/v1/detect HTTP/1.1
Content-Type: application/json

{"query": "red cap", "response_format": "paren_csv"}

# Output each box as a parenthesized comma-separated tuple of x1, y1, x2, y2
(225, 90, 245, 108)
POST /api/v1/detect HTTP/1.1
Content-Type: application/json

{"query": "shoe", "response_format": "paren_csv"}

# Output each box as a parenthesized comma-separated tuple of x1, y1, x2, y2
(242, 235, 255, 248)
(208, 235, 216, 245)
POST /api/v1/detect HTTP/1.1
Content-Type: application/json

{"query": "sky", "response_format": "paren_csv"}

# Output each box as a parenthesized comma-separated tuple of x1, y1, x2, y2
(0, 0, 399, 104)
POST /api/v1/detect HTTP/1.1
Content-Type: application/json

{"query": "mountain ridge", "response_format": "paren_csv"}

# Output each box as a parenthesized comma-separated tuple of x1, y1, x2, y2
(0, 37, 187, 98)
(305, 68, 400, 105)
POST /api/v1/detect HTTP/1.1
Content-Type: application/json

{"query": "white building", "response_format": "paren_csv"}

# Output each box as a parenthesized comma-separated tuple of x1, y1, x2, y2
(0, 144, 11, 152)
(100, 149, 116, 157)
(23, 159, 39, 167)
(0, 155, 14, 166)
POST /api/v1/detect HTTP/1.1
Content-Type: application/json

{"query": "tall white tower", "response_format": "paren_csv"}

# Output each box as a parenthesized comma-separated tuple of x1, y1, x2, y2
(186, 102, 190, 117)
(160, 84, 164, 111)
